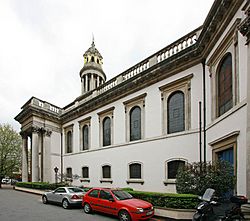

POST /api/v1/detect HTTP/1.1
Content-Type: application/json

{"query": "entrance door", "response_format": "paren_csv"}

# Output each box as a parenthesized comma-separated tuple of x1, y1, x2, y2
(217, 147, 234, 166)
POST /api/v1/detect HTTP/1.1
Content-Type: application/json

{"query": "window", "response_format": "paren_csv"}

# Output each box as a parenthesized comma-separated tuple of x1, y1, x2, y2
(123, 93, 146, 142)
(167, 91, 185, 134)
(82, 125, 89, 150)
(66, 167, 72, 178)
(98, 107, 114, 147)
(99, 190, 113, 200)
(66, 131, 72, 153)
(55, 188, 66, 193)
(103, 117, 111, 146)
(159, 74, 192, 135)
(130, 106, 141, 141)
(167, 160, 185, 179)
(102, 165, 111, 179)
(129, 163, 141, 179)
(82, 167, 89, 178)
(217, 53, 233, 116)
(91, 56, 94, 62)
(89, 189, 99, 198)
(79, 117, 91, 151)
(64, 125, 73, 153)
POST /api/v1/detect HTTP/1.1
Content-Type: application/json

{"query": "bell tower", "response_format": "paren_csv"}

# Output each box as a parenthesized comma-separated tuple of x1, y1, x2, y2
(79, 38, 106, 95)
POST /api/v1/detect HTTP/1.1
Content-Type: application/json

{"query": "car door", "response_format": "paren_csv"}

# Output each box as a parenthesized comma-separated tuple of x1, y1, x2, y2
(87, 189, 100, 211)
(51, 188, 67, 203)
(98, 190, 117, 215)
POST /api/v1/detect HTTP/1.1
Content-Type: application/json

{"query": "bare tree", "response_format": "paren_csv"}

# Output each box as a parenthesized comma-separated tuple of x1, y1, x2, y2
(0, 124, 22, 188)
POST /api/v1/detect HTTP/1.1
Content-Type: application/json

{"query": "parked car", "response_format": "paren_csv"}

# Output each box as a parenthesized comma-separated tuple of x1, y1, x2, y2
(42, 187, 86, 209)
(1, 178, 11, 184)
(82, 187, 154, 221)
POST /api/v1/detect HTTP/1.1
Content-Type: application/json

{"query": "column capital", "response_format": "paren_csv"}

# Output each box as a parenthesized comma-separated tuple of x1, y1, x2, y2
(31, 126, 40, 133)
(45, 130, 52, 137)
(20, 131, 28, 138)
(239, 7, 250, 44)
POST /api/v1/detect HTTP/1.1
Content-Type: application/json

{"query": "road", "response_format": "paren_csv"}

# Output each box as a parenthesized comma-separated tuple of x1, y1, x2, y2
(0, 186, 166, 221)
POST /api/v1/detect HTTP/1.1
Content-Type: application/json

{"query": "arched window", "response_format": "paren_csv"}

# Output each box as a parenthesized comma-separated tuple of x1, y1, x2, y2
(82, 125, 89, 150)
(167, 160, 185, 179)
(129, 163, 141, 179)
(167, 91, 185, 134)
(130, 106, 141, 141)
(82, 166, 89, 178)
(66, 131, 72, 153)
(217, 53, 233, 116)
(102, 165, 111, 178)
(103, 117, 111, 146)
(91, 56, 94, 62)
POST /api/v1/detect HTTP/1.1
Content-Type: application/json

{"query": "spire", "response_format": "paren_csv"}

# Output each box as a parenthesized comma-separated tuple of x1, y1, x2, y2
(92, 33, 95, 48)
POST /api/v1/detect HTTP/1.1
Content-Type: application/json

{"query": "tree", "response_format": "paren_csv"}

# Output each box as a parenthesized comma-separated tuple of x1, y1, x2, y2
(176, 161, 235, 197)
(0, 124, 22, 188)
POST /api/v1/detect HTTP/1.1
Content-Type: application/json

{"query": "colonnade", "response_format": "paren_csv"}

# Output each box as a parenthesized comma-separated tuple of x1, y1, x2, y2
(81, 73, 104, 94)
(21, 126, 52, 182)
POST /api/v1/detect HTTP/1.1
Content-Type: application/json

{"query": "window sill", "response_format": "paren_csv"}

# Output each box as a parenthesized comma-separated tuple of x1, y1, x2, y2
(163, 180, 176, 185)
(100, 179, 113, 183)
(126, 179, 144, 185)
(80, 178, 90, 183)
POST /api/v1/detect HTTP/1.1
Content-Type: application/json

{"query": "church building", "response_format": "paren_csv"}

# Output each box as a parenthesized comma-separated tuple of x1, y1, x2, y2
(15, 0, 250, 197)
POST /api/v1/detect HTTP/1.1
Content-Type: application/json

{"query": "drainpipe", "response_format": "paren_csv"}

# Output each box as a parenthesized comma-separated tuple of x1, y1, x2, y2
(202, 59, 207, 163)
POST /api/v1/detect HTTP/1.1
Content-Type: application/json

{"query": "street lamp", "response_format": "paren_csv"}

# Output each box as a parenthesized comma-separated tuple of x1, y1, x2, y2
(54, 167, 59, 186)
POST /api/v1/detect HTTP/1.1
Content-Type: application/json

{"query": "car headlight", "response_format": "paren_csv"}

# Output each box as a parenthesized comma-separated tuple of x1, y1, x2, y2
(151, 206, 154, 210)
(137, 208, 144, 213)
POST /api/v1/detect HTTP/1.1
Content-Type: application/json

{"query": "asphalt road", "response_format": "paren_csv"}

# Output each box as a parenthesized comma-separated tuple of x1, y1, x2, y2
(0, 186, 166, 221)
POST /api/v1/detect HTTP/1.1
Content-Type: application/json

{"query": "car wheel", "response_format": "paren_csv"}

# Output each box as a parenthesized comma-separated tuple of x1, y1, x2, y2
(42, 195, 48, 204)
(119, 210, 131, 221)
(83, 203, 92, 214)
(62, 199, 70, 209)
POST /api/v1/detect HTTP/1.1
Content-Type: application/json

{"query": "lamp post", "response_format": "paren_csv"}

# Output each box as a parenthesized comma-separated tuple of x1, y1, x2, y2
(54, 167, 59, 186)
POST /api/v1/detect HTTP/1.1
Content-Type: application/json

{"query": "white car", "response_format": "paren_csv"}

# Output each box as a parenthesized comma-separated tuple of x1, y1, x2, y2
(42, 187, 86, 209)
(1, 178, 11, 184)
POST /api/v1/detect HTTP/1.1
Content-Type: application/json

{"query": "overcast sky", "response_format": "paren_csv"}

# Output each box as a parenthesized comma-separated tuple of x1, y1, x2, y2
(0, 0, 214, 131)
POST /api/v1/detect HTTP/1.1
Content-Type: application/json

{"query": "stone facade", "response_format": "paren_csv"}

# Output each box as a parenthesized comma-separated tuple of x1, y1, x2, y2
(15, 0, 250, 197)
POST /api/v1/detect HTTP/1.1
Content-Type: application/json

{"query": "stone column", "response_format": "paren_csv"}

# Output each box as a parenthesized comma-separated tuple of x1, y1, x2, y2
(81, 78, 84, 95)
(21, 133, 28, 182)
(91, 74, 94, 90)
(97, 75, 100, 87)
(85, 74, 88, 92)
(43, 130, 52, 182)
(31, 127, 39, 182)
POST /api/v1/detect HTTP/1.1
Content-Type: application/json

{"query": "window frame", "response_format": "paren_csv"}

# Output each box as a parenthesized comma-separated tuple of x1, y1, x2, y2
(127, 162, 144, 184)
(97, 107, 115, 147)
(80, 166, 90, 183)
(164, 158, 187, 185)
(66, 167, 73, 180)
(159, 74, 192, 135)
(79, 117, 91, 151)
(64, 125, 73, 154)
(100, 164, 113, 183)
(123, 93, 146, 142)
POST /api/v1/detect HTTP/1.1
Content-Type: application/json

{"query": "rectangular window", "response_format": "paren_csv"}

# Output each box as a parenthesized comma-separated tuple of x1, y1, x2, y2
(82, 167, 89, 178)
(66, 167, 72, 178)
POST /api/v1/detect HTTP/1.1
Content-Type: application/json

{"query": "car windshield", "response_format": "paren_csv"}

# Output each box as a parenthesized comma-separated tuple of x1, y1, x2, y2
(68, 187, 84, 193)
(112, 190, 133, 200)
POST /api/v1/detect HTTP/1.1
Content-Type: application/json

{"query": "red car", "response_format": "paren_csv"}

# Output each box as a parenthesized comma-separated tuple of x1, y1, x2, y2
(82, 187, 154, 221)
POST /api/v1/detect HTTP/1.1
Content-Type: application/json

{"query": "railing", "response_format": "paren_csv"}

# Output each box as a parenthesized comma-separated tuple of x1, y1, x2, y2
(28, 97, 62, 115)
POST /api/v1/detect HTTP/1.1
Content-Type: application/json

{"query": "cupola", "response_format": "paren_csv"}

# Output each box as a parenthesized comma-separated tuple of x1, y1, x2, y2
(79, 39, 106, 95)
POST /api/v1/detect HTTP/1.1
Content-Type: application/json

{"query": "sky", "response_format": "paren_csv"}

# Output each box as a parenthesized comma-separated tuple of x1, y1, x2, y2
(0, 0, 215, 131)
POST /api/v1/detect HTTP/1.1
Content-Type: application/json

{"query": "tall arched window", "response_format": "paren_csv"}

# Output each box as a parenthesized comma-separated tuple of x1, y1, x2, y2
(66, 131, 72, 153)
(103, 117, 111, 146)
(167, 91, 185, 134)
(218, 53, 233, 116)
(129, 163, 142, 179)
(82, 125, 89, 150)
(130, 106, 141, 141)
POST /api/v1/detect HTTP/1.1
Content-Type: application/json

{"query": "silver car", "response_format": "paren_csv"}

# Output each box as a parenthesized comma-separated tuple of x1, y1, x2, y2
(42, 187, 85, 209)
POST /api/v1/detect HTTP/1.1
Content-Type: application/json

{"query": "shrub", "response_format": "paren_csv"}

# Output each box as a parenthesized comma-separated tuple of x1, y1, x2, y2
(15, 182, 68, 190)
(127, 191, 198, 209)
(176, 161, 235, 197)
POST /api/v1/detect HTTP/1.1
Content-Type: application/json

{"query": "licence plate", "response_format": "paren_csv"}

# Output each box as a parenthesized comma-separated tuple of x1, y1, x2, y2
(146, 211, 153, 216)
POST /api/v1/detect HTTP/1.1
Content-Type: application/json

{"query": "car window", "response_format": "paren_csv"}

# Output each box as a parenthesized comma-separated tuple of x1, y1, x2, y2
(68, 187, 83, 193)
(112, 190, 133, 200)
(88, 189, 99, 198)
(99, 190, 113, 200)
(55, 188, 67, 193)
